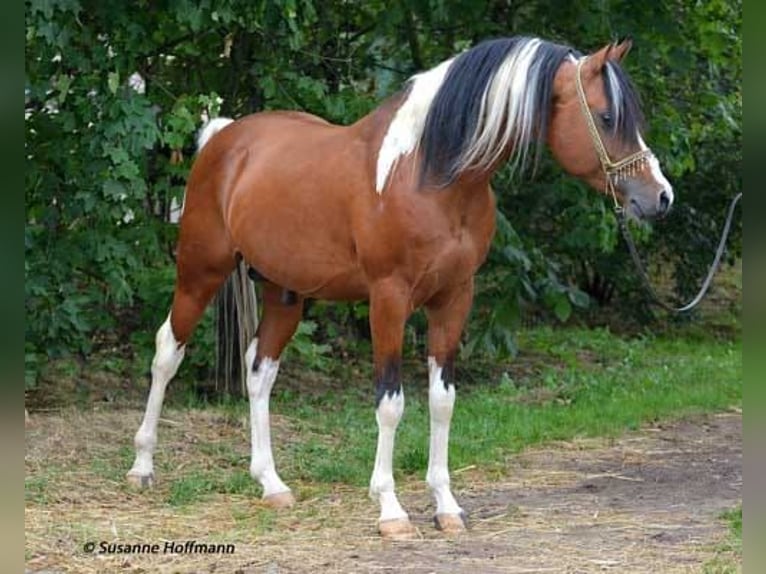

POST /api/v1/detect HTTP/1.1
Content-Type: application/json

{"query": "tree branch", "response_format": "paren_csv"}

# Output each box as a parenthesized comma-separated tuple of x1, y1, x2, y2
(400, 3, 424, 70)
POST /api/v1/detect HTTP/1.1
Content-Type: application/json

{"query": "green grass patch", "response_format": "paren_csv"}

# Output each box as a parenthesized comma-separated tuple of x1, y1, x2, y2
(265, 326, 741, 486)
(118, 324, 739, 497)
(167, 470, 219, 506)
(24, 476, 48, 504)
(703, 505, 742, 573)
(722, 506, 742, 543)
(167, 468, 262, 506)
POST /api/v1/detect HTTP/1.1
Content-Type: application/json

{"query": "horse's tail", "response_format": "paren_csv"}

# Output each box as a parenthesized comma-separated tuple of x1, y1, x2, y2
(214, 259, 258, 396)
(195, 116, 257, 396)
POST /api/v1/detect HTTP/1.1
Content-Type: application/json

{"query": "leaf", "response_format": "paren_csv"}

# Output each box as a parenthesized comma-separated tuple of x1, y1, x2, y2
(56, 74, 73, 104)
(102, 179, 125, 199)
(568, 289, 591, 309)
(552, 294, 572, 322)
(494, 298, 520, 330)
(107, 71, 120, 95)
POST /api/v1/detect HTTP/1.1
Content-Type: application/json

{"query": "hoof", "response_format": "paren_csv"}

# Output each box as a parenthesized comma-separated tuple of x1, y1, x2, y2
(379, 518, 417, 540)
(434, 511, 467, 533)
(126, 471, 155, 488)
(263, 490, 296, 509)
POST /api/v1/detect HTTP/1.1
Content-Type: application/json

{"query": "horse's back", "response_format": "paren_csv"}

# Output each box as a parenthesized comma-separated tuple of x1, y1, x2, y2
(241, 109, 334, 128)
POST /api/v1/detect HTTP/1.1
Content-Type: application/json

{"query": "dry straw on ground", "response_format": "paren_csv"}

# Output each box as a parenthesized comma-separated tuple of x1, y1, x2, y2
(26, 406, 741, 573)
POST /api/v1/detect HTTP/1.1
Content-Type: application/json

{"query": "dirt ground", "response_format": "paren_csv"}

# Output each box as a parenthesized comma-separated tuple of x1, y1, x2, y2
(25, 408, 741, 574)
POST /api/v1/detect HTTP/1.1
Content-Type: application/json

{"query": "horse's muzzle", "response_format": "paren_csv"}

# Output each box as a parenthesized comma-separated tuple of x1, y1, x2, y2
(657, 188, 673, 218)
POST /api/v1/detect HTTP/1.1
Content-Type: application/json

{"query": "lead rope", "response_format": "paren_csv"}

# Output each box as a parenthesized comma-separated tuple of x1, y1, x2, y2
(615, 192, 741, 313)
(575, 56, 742, 313)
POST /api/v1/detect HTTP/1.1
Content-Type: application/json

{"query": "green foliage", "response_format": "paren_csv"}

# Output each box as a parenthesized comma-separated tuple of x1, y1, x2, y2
(466, 207, 592, 358)
(25, 1, 741, 387)
(482, 0, 742, 324)
(282, 321, 333, 372)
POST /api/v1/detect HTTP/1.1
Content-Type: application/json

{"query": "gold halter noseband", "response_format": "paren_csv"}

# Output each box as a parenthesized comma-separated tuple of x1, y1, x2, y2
(574, 56, 653, 211)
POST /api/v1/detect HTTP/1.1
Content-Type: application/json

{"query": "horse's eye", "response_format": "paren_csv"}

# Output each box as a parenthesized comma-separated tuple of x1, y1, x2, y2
(600, 112, 613, 129)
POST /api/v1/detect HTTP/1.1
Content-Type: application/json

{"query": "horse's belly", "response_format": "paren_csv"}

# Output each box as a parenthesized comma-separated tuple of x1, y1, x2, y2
(228, 173, 368, 298)
(233, 220, 367, 300)
(305, 268, 369, 301)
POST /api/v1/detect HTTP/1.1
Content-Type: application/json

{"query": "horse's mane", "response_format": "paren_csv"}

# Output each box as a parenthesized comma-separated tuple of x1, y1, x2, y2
(375, 36, 645, 192)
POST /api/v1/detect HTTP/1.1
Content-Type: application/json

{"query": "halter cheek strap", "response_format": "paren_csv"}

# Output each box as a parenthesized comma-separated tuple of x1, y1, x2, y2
(574, 56, 653, 211)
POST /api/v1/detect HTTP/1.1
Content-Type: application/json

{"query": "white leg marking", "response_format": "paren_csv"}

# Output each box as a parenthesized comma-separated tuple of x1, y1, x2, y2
(369, 390, 408, 522)
(129, 315, 185, 480)
(245, 339, 291, 497)
(426, 357, 463, 516)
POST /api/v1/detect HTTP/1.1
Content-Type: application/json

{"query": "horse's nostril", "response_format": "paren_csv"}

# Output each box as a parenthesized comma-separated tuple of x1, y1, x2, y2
(659, 190, 671, 213)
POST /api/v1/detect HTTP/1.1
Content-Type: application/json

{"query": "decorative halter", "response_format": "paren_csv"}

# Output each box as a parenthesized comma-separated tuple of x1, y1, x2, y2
(574, 56, 653, 211)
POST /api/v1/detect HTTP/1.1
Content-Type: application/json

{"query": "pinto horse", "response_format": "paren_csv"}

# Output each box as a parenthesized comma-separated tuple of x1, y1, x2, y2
(127, 36, 673, 538)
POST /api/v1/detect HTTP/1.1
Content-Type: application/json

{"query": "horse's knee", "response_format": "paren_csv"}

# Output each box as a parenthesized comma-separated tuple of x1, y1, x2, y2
(376, 389, 404, 427)
(246, 356, 280, 400)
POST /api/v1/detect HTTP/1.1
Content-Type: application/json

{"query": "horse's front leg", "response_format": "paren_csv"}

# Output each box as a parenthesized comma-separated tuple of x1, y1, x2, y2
(424, 281, 474, 533)
(368, 279, 416, 539)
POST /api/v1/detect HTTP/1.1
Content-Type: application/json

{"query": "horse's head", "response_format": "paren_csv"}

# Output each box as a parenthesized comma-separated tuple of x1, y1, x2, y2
(548, 38, 673, 220)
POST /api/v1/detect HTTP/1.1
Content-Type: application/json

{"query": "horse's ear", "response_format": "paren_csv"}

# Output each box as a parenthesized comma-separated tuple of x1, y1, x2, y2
(583, 43, 614, 76)
(609, 36, 633, 62)
(584, 37, 632, 76)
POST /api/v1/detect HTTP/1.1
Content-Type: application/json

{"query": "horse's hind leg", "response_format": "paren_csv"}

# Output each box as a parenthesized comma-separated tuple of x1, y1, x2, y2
(127, 236, 235, 487)
(245, 282, 304, 507)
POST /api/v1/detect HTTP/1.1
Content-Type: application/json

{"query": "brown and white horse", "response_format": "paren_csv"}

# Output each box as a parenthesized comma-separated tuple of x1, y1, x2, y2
(127, 36, 673, 538)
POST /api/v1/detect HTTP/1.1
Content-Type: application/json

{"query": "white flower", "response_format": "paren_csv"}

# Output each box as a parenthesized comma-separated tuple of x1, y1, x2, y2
(128, 72, 145, 94)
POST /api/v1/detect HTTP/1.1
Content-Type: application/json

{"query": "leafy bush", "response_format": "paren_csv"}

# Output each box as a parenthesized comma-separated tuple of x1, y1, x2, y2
(25, 0, 741, 389)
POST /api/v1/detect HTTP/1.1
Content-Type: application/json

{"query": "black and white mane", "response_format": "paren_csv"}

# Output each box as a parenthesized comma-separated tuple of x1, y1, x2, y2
(375, 36, 645, 192)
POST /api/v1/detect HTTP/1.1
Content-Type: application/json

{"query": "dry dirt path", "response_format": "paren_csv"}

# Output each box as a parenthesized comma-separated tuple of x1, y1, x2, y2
(25, 409, 741, 573)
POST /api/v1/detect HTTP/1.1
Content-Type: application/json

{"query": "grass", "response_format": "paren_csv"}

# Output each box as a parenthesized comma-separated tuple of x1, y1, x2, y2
(24, 475, 49, 504)
(249, 325, 741, 488)
(24, 264, 742, 573)
(72, 322, 737, 495)
(722, 506, 743, 542)
(24, 319, 742, 573)
(25, 323, 741, 502)
(703, 505, 742, 573)
(91, 323, 738, 495)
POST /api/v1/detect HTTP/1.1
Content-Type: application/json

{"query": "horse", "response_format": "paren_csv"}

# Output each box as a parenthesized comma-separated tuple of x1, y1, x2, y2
(127, 35, 673, 538)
